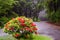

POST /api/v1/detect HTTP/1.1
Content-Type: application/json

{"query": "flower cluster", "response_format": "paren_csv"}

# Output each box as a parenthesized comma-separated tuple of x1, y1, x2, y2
(3, 16, 37, 39)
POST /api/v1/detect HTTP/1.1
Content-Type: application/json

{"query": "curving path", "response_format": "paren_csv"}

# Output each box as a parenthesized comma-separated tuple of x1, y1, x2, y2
(34, 21, 60, 40)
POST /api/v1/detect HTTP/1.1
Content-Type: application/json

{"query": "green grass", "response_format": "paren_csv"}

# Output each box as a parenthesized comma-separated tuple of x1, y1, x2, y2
(33, 34, 53, 40)
(0, 34, 53, 40)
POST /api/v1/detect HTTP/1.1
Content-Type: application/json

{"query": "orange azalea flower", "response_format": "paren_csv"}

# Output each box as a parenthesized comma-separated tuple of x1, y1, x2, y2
(5, 24, 9, 29)
(7, 22, 10, 24)
(5, 26, 8, 29)
(18, 17, 25, 23)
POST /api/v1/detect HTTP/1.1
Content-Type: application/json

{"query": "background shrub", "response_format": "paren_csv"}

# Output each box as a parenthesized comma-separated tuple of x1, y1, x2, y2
(12, 0, 43, 21)
(0, 0, 16, 14)
(0, 0, 18, 28)
(0, 0, 43, 28)
(43, 0, 60, 23)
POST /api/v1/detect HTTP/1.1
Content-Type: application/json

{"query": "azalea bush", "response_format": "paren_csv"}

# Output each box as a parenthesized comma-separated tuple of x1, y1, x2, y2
(3, 16, 37, 40)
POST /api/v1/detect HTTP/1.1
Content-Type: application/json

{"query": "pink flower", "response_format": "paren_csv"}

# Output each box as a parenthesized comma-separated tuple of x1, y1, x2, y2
(31, 23, 36, 26)
(25, 27, 30, 31)
(18, 18, 25, 23)
(15, 33, 20, 37)
(9, 27, 14, 31)
(20, 23, 26, 26)
(33, 28, 37, 30)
